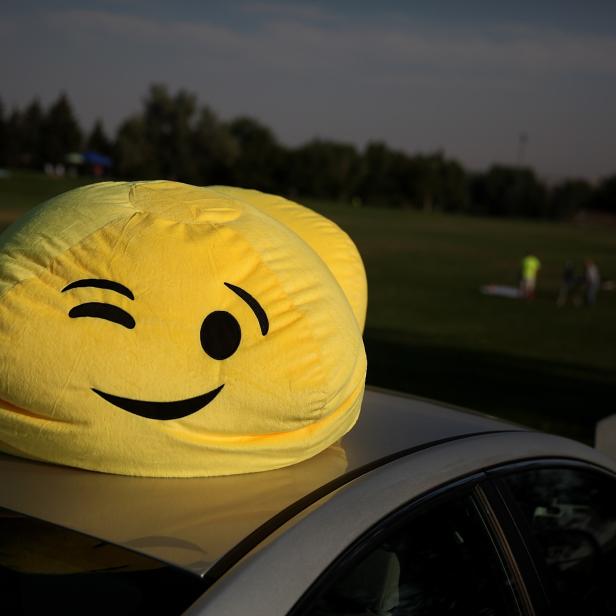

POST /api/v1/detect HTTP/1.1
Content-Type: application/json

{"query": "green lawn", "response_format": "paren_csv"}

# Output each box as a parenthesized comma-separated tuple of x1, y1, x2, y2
(304, 200, 616, 441)
(0, 170, 94, 212)
(1, 171, 614, 441)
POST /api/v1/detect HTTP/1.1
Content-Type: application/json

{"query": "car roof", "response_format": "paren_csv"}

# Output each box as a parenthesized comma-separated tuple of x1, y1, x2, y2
(0, 388, 523, 578)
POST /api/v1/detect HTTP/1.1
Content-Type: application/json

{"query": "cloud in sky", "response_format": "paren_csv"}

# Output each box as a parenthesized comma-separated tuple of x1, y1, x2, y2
(40, 7, 616, 74)
(2, 2, 616, 179)
(240, 2, 333, 22)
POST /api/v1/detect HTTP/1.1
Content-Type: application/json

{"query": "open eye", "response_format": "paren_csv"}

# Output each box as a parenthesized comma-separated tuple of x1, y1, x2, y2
(200, 311, 241, 360)
(68, 303, 136, 329)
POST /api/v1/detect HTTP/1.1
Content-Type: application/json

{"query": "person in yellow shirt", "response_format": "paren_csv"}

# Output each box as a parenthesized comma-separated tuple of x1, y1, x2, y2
(520, 254, 541, 299)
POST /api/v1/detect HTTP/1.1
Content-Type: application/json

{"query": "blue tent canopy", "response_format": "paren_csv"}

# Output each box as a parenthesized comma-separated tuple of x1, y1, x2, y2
(82, 151, 112, 167)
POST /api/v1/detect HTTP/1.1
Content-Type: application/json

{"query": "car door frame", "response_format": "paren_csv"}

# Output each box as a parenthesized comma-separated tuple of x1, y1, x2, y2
(186, 432, 616, 616)
(485, 459, 616, 615)
(288, 476, 536, 616)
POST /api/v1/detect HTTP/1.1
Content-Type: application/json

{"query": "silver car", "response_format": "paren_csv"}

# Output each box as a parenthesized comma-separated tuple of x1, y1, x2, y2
(1, 387, 615, 615)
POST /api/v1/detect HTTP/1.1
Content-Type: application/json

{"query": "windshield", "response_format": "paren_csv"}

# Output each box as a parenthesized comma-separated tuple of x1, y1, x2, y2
(0, 507, 206, 615)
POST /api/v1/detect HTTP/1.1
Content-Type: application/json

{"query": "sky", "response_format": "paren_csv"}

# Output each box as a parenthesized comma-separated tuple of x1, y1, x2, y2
(2, 1, 616, 181)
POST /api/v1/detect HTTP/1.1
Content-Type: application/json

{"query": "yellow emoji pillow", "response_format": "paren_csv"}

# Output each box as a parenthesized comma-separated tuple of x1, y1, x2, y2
(0, 182, 367, 477)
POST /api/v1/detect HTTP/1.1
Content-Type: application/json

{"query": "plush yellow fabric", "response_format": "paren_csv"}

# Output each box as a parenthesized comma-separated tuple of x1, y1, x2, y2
(0, 182, 367, 477)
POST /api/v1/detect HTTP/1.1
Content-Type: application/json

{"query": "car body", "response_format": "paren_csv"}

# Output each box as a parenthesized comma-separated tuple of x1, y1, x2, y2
(1, 387, 615, 615)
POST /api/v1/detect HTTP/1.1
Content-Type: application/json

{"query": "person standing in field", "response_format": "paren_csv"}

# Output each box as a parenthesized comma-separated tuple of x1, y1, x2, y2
(557, 260, 576, 306)
(584, 259, 600, 305)
(520, 254, 541, 300)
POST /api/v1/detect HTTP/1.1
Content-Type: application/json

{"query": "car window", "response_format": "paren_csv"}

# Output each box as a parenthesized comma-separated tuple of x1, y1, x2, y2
(298, 492, 521, 615)
(0, 507, 206, 616)
(504, 466, 616, 616)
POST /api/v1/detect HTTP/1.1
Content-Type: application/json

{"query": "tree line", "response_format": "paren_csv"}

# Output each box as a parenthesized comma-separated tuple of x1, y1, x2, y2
(1, 84, 614, 219)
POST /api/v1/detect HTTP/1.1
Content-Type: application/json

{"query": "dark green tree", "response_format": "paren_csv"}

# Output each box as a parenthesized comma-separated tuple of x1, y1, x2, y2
(0, 99, 6, 167)
(435, 157, 470, 212)
(141, 84, 198, 180)
(404, 154, 442, 211)
(86, 119, 112, 155)
(471, 165, 548, 218)
(9, 81, 600, 220)
(288, 139, 361, 201)
(549, 179, 592, 219)
(592, 175, 616, 214)
(114, 85, 239, 183)
(357, 142, 407, 206)
(228, 117, 286, 192)
(19, 99, 45, 169)
(191, 105, 239, 184)
(4, 108, 23, 167)
(41, 93, 82, 164)
(114, 115, 157, 179)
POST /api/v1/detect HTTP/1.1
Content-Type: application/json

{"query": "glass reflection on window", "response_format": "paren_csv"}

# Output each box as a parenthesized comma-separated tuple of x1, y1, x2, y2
(505, 467, 616, 616)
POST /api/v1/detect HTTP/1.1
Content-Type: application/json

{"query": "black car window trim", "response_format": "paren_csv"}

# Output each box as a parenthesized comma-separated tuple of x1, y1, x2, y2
(486, 456, 616, 582)
(485, 458, 616, 616)
(484, 457, 616, 482)
(494, 475, 562, 615)
(289, 471, 531, 616)
(478, 480, 545, 616)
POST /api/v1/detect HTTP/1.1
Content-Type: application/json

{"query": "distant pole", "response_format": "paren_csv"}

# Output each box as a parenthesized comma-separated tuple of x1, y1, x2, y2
(517, 132, 528, 166)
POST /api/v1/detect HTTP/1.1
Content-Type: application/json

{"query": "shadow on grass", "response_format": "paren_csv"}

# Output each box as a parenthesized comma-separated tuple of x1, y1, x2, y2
(365, 328, 616, 443)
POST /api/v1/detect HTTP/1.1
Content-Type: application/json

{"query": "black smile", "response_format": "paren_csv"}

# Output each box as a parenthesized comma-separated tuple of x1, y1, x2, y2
(91, 384, 225, 420)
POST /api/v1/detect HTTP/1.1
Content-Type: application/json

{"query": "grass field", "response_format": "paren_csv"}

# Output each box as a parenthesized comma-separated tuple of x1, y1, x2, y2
(2, 171, 615, 441)
(305, 200, 616, 441)
(0, 170, 94, 217)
